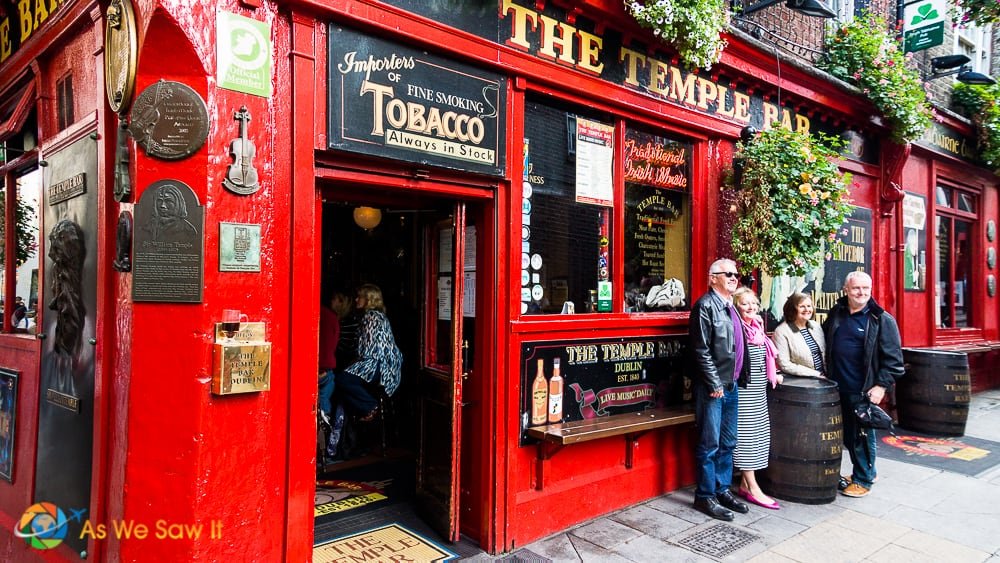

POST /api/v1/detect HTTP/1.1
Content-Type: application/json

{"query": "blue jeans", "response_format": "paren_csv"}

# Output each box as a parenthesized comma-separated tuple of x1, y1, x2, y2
(335, 371, 379, 417)
(694, 383, 739, 499)
(840, 392, 877, 488)
(318, 370, 335, 416)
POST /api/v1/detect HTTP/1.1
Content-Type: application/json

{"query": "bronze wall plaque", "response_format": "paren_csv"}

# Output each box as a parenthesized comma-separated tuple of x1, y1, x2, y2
(132, 180, 205, 302)
(129, 80, 209, 160)
(105, 0, 138, 114)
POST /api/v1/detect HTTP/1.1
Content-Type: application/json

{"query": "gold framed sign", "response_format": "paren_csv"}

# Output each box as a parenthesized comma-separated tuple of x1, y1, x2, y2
(105, 0, 138, 114)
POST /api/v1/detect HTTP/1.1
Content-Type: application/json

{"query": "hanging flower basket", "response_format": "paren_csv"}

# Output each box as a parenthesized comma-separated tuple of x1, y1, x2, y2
(953, 0, 1000, 26)
(821, 12, 932, 144)
(952, 82, 1000, 172)
(625, 0, 730, 70)
(730, 127, 853, 277)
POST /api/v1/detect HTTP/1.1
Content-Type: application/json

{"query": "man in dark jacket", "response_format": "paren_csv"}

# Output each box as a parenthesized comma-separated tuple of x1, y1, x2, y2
(689, 259, 750, 521)
(823, 271, 904, 498)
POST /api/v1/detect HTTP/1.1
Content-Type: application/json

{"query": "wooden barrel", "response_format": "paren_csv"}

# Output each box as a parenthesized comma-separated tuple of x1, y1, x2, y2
(758, 376, 842, 505)
(897, 348, 970, 436)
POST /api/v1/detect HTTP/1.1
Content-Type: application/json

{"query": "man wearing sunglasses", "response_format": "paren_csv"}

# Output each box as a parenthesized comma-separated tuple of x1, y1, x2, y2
(689, 258, 751, 521)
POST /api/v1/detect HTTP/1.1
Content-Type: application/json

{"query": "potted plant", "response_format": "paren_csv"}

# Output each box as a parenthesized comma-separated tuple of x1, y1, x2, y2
(730, 127, 853, 277)
(821, 12, 932, 144)
(625, 0, 730, 69)
(952, 82, 1000, 172)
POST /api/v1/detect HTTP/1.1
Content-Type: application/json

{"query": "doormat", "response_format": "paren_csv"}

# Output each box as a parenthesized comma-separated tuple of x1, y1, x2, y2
(315, 480, 389, 519)
(878, 431, 1000, 476)
(313, 523, 457, 562)
(315, 459, 414, 525)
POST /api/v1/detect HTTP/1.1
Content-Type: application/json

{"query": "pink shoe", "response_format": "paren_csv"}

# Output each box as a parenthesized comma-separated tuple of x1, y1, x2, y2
(738, 487, 780, 510)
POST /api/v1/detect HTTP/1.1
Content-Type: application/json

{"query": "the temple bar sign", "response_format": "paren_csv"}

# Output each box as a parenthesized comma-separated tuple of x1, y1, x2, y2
(0, 0, 71, 66)
(327, 25, 507, 177)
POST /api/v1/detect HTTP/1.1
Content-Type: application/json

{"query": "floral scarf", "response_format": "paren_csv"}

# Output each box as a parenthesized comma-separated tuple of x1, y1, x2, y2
(742, 315, 779, 387)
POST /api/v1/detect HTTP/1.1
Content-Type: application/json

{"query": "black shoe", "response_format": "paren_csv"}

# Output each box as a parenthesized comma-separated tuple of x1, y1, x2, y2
(717, 490, 750, 514)
(693, 497, 735, 521)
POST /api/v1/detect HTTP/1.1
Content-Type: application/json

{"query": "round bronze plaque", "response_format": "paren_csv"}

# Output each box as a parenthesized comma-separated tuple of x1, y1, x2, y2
(104, 0, 137, 114)
(989, 247, 997, 270)
(989, 220, 997, 242)
(989, 275, 997, 298)
(128, 80, 209, 160)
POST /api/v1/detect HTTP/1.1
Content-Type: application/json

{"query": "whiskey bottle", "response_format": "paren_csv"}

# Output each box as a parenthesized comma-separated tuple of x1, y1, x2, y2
(548, 358, 563, 423)
(531, 359, 548, 426)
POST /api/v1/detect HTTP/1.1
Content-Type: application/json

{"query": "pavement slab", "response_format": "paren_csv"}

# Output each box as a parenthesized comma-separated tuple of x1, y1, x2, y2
(609, 504, 697, 540)
(568, 517, 643, 549)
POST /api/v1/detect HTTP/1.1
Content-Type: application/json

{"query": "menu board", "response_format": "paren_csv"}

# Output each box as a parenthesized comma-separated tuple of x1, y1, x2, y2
(519, 335, 691, 445)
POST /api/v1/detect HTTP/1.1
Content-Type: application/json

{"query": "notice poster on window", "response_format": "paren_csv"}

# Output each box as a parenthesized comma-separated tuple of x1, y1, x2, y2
(575, 118, 614, 207)
(902, 193, 927, 291)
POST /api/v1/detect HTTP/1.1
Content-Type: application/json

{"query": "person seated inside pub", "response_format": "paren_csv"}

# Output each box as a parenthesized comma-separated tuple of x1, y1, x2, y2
(335, 284, 403, 421)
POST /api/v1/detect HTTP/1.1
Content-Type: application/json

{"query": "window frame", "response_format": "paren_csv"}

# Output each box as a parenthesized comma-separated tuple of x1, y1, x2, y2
(515, 86, 705, 324)
(934, 182, 979, 331)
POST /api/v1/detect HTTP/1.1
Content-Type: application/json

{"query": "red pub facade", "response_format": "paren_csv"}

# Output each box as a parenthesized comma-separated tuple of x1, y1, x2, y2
(0, 0, 996, 560)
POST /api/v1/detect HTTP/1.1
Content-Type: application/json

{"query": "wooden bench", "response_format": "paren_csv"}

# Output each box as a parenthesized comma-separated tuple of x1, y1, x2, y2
(525, 405, 696, 490)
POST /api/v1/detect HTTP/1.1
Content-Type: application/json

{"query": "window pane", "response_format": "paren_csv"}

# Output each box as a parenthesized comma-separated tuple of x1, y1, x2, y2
(937, 216, 952, 328)
(957, 192, 976, 213)
(522, 98, 612, 315)
(14, 168, 41, 332)
(936, 185, 952, 207)
(623, 127, 692, 313)
(954, 219, 972, 327)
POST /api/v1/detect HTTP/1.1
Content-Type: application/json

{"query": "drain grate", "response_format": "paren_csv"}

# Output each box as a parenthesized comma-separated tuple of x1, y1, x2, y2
(496, 548, 551, 562)
(677, 523, 760, 559)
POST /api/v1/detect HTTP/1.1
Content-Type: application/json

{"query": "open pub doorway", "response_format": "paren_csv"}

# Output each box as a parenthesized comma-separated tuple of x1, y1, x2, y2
(313, 192, 486, 558)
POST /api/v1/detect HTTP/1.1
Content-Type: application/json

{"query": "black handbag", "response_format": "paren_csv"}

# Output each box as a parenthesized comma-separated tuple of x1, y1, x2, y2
(854, 399, 893, 430)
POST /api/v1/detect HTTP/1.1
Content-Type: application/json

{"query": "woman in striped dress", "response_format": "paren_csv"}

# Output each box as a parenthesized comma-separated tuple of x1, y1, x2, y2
(732, 287, 781, 510)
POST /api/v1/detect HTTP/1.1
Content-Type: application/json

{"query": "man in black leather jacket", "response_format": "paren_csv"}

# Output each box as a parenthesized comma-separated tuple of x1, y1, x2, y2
(689, 259, 750, 521)
(823, 270, 904, 498)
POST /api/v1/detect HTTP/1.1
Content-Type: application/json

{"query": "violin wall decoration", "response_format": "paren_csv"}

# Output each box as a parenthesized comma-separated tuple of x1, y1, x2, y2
(223, 105, 261, 195)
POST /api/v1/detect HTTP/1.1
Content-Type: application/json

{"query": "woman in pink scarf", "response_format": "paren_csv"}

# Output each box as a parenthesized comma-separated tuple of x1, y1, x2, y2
(732, 287, 782, 510)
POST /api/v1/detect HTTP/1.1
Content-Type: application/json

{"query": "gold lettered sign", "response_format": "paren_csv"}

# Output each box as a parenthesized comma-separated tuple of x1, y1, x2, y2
(105, 0, 138, 114)
(212, 322, 270, 395)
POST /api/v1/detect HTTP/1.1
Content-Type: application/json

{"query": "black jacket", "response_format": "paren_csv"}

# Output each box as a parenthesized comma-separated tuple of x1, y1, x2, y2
(822, 295, 905, 393)
(689, 290, 750, 393)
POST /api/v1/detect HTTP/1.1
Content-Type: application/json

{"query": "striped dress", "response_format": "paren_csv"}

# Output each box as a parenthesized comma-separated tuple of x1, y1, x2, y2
(734, 343, 770, 471)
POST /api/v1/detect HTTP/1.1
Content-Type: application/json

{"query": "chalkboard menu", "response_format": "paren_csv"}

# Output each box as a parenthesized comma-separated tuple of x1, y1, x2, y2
(623, 129, 692, 312)
(519, 335, 691, 445)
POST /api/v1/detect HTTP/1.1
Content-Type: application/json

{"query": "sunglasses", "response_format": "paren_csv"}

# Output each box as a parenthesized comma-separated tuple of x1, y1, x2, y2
(711, 271, 740, 279)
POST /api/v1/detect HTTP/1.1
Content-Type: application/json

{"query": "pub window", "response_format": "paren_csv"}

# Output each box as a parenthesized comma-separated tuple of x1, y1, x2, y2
(0, 167, 40, 333)
(936, 186, 977, 328)
(623, 126, 692, 313)
(57, 73, 74, 131)
(522, 97, 613, 315)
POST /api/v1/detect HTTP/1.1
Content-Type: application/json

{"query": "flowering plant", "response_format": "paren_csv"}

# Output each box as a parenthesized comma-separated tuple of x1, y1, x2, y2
(625, 0, 729, 70)
(730, 127, 853, 277)
(952, 82, 1000, 171)
(821, 12, 932, 144)
(953, 0, 1000, 26)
